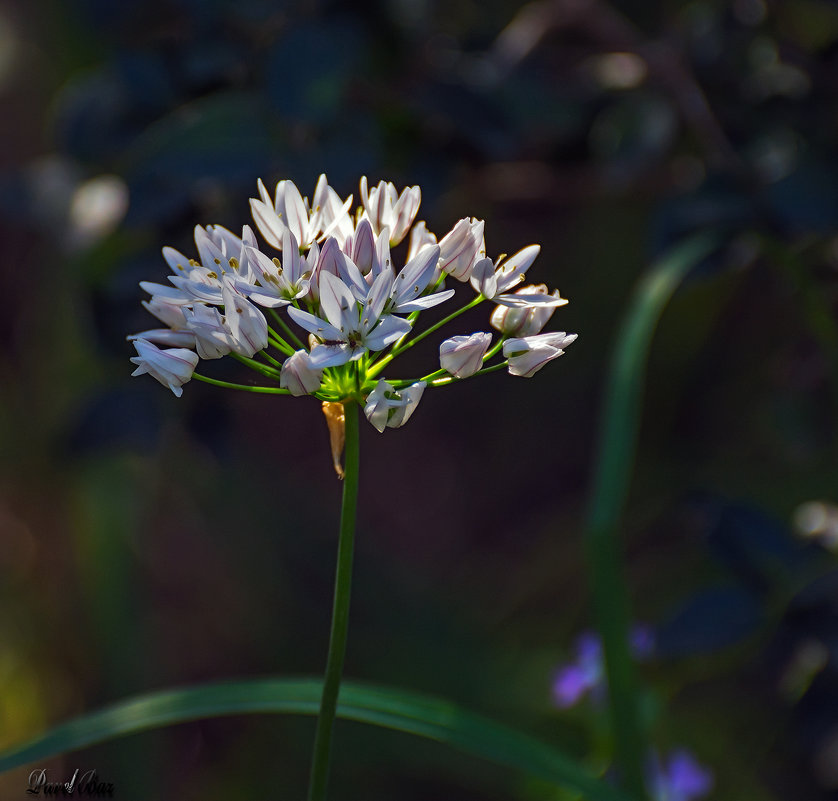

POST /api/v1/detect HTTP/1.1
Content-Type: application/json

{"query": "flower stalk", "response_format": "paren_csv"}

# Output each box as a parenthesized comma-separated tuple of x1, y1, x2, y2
(308, 400, 360, 801)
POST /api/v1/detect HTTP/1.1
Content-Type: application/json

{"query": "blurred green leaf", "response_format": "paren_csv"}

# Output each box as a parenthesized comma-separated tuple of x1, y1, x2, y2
(0, 678, 630, 801)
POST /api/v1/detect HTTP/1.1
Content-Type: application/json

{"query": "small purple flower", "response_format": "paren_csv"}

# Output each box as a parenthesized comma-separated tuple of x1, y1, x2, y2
(648, 749, 714, 801)
(551, 624, 655, 709)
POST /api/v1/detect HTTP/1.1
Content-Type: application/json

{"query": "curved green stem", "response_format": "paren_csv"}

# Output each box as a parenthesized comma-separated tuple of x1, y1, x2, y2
(192, 374, 289, 394)
(368, 296, 484, 378)
(584, 233, 720, 800)
(308, 401, 360, 801)
(271, 309, 307, 351)
(231, 351, 283, 379)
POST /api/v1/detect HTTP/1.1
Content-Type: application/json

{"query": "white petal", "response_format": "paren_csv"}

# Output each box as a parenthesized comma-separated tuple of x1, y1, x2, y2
(494, 293, 569, 308)
(309, 343, 353, 368)
(393, 288, 455, 313)
(363, 314, 412, 351)
(287, 306, 344, 341)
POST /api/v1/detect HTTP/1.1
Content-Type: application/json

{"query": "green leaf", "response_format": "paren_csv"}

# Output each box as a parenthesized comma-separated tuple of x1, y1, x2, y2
(584, 233, 722, 799)
(0, 678, 629, 801)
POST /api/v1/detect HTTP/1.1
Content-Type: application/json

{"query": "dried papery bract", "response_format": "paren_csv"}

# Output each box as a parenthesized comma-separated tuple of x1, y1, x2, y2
(321, 401, 346, 479)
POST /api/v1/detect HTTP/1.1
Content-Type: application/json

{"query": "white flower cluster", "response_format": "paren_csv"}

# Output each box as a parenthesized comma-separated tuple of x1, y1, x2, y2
(129, 176, 576, 432)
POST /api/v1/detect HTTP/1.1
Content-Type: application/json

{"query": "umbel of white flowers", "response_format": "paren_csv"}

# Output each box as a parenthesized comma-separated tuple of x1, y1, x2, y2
(129, 175, 576, 450)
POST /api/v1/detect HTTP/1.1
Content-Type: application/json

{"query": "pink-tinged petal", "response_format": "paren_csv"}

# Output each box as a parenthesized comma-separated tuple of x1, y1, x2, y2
(370, 229, 393, 282)
(256, 177, 273, 207)
(183, 304, 234, 359)
(282, 180, 308, 244)
(130, 338, 199, 397)
(222, 281, 268, 357)
(391, 186, 421, 244)
(494, 293, 568, 308)
(387, 381, 426, 428)
(286, 306, 344, 341)
(282, 228, 303, 282)
(280, 350, 323, 395)
(245, 245, 280, 283)
(363, 270, 394, 332)
(142, 298, 188, 328)
(393, 289, 455, 313)
(194, 225, 226, 270)
(364, 380, 394, 433)
(169, 276, 224, 305)
(363, 314, 412, 351)
(249, 197, 286, 249)
(316, 237, 343, 281)
(469, 257, 497, 298)
(319, 194, 354, 242)
(351, 218, 375, 274)
(319, 271, 357, 332)
(394, 244, 440, 304)
(505, 344, 564, 377)
(407, 220, 437, 262)
(496, 244, 540, 292)
(128, 329, 196, 348)
(309, 343, 353, 368)
(439, 332, 492, 378)
(162, 246, 191, 274)
(140, 281, 192, 304)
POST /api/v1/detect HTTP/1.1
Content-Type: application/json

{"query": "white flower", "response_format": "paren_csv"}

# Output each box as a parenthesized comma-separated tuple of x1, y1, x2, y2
(503, 332, 577, 377)
(128, 297, 196, 348)
(406, 220, 437, 262)
(250, 175, 353, 251)
(280, 350, 324, 396)
(470, 246, 568, 308)
(388, 243, 453, 313)
(359, 177, 421, 245)
(182, 304, 234, 360)
(439, 332, 492, 378)
(221, 280, 268, 357)
(130, 338, 199, 397)
(364, 380, 426, 432)
(438, 217, 485, 281)
(287, 271, 412, 367)
(490, 284, 566, 336)
(157, 224, 259, 306)
(243, 229, 316, 306)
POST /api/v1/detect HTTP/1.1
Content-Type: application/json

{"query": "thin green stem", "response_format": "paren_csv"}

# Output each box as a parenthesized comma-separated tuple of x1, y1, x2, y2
(231, 351, 283, 379)
(428, 361, 508, 387)
(258, 349, 285, 370)
(583, 233, 720, 801)
(368, 296, 484, 378)
(271, 309, 307, 351)
(192, 373, 290, 394)
(266, 326, 295, 356)
(307, 401, 360, 801)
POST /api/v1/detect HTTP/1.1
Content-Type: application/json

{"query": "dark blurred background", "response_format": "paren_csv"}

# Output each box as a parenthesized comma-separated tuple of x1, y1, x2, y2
(2, 0, 838, 798)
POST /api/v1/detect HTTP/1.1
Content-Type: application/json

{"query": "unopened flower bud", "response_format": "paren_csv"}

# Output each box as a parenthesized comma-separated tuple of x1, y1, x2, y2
(281, 350, 324, 396)
(439, 332, 492, 378)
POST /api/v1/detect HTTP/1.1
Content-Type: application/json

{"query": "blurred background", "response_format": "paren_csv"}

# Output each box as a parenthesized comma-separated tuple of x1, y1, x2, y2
(2, 0, 838, 798)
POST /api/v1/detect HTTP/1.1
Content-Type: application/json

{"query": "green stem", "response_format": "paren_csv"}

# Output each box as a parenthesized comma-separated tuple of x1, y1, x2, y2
(231, 351, 283, 379)
(266, 327, 295, 356)
(271, 309, 307, 351)
(583, 233, 720, 800)
(307, 401, 361, 801)
(429, 361, 508, 386)
(192, 373, 289, 394)
(368, 296, 484, 378)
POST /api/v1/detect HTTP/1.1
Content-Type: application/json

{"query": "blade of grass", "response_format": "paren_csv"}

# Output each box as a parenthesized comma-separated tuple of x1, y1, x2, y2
(585, 233, 721, 799)
(0, 678, 630, 801)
